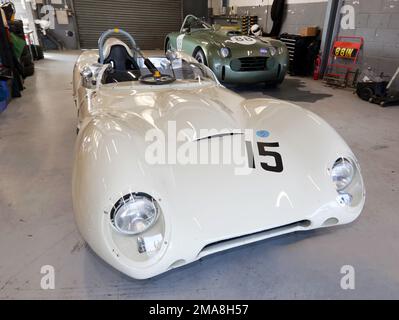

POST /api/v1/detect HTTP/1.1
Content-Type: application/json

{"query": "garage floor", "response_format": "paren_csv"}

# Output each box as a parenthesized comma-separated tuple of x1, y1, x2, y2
(0, 52, 398, 299)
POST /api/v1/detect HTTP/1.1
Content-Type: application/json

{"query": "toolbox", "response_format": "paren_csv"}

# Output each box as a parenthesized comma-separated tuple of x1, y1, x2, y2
(279, 33, 320, 76)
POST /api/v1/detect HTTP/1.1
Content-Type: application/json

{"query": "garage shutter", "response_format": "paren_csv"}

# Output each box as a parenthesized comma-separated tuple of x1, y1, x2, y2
(73, 0, 182, 50)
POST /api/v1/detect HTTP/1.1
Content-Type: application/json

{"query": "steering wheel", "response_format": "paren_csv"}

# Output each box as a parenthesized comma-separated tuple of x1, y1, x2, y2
(98, 28, 138, 64)
(139, 73, 176, 85)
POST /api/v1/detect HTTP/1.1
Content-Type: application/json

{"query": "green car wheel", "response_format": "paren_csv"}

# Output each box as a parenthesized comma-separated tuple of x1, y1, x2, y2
(194, 48, 207, 66)
(165, 39, 172, 52)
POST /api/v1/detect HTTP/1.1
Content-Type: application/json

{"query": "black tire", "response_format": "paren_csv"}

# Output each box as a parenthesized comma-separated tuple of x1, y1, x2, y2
(21, 54, 33, 67)
(30, 45, 38, 60)
(29, 45, 44, 61)
(22, 64, 34, 78)
(21, 45, 30, 57)
(9, 20, 25, 39)
(20, 46, 33, 67)
(36, 46, 44, 60)
(358, 86, 374, 101)
(264, 81, 279, 88)
(165, 39, 172, 53)
(193, 48, 208, 66)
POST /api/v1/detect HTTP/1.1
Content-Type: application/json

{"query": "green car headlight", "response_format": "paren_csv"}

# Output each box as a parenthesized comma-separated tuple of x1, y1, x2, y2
(270, 46, 284, 56)
(220, 47, 231, 58)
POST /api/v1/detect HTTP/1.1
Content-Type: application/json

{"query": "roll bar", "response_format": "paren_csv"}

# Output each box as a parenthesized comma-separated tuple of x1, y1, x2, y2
(98, 28, 138, 63)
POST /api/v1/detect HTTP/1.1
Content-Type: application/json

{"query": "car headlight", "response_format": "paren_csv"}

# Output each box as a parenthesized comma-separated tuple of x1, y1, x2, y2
(220, 47, 231, 58)
(331, 158, 355, 191)
(269, 47, 277, 56)
(111, 193, 159, 235)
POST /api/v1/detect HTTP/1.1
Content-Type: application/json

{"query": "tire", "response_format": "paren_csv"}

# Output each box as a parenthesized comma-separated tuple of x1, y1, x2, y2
(165, 39, 172, 53)
(29, 45, 44, 61)
(30, 45, 38, 60)
(20, 46, 33, 67)
(21, 45, 30, 57)
(358, 86, 374, 101)
(21, 53, 33, 67)
(193, 48, 207, 66)
(264, 81, 279, 88)
(36, 46, 44, 60)
(22, 64, 34, 78)
(9, 20, 25, 39)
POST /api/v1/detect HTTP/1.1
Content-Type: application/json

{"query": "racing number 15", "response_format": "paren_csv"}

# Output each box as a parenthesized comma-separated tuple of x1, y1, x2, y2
(246, 141, 284, 173)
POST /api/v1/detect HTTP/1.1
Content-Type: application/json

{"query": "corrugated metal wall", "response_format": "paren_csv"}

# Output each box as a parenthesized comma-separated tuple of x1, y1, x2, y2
(73, 0, 183, 49)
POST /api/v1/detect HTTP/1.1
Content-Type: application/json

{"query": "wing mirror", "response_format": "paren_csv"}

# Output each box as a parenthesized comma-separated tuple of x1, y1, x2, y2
(80, 64, 103, 88)
(166, 50, 178, 62)
(81, 66, 93, 79)
(182, 27, 191, 34)
(80, 66, 94, 87)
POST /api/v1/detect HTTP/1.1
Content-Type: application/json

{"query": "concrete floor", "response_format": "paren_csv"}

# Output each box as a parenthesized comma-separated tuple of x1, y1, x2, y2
(0, 51, 398, 299)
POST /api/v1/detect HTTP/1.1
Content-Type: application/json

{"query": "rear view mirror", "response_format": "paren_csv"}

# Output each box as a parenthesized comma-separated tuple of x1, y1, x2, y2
(80, 64, 104, 88)
(166, 50, 178, 61)
(80, 66, 94, 87)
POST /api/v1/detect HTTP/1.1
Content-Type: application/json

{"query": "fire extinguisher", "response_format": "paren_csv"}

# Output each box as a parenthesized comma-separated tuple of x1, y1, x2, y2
(314, 53, 321, 80)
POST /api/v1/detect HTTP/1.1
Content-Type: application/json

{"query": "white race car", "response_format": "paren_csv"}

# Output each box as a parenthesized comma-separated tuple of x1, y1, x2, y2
(72, 29, 365, 279)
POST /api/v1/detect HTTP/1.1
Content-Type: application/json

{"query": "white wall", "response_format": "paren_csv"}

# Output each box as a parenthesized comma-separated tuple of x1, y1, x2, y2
(209, 0, 222, 15)
(210, 0, 329, 36)
(230, 0, 270, 6)
(10, 0, 39, 44)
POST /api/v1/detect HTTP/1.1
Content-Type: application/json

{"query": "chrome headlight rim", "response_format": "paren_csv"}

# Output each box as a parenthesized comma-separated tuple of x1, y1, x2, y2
(269, 46, 277, 56)
(220, 47, 231, 58)
(331, 157, 356, 192)
(110, 192, 160, 236)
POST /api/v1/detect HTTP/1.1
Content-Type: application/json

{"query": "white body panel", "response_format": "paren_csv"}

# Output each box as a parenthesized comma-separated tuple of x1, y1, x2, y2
(72, 50, 365, 279)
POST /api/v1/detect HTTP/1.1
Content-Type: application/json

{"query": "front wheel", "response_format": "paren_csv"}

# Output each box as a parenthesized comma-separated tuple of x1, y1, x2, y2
(357, 86, 374, 101)
(194, 48, 207, 66)
(165, 39, 172, 53)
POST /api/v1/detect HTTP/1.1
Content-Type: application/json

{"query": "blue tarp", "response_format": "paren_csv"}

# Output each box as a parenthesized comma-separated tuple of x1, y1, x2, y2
(0, 80, 10, 112)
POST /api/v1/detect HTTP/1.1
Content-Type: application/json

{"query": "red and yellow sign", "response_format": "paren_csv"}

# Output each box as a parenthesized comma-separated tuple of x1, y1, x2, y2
(333, 41, 361, 59)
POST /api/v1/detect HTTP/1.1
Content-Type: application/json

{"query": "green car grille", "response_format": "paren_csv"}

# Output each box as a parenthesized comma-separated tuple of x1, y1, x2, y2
(230, 57, 268, 72)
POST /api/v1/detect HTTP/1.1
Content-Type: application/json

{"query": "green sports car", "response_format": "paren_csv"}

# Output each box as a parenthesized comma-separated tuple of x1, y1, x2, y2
(165, 15, 288, 85)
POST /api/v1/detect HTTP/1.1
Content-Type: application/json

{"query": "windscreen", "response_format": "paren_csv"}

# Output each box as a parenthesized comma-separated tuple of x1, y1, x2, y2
(98, 57, 217, 86)
(182, 15, 211, 32)
(138, 57, 213, 81)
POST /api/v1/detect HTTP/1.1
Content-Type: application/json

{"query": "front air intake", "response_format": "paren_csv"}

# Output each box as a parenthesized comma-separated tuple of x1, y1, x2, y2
(198, 220, 311, 258)
(230, 57, 268, 72)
